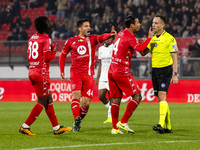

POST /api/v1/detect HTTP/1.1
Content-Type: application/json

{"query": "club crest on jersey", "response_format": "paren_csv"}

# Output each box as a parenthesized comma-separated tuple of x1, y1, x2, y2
(77, 45, 87, 55)
(154, 43, 157, 47)
(78, 39, 83, 42)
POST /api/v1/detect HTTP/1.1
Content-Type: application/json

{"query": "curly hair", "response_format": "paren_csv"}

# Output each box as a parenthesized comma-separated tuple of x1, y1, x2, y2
(34, 16, 50, 34)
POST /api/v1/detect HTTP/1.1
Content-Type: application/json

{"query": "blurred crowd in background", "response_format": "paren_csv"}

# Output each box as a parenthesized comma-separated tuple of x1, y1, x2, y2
(0, 0, 200, 41)
(0, 0, 200, 77)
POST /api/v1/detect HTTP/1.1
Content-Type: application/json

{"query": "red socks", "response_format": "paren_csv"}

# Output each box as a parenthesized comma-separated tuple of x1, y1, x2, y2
(111, 99, 139, 129)
(80, 105, 89, 119)
(111, 102, 120, 129)
(45, 103, 59, 127)
(24, 102, 59, 128)
(121, 99, 139, 124)
(71, 99, 80, 120)
(71, 99, 90, 120)
(25, 103, 44, 126)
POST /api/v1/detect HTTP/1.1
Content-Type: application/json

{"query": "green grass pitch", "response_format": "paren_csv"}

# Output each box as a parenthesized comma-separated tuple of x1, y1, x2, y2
(0, 102, 200, 150)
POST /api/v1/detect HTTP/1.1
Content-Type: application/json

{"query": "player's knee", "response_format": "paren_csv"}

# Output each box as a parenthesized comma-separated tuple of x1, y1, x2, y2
(72, 91, 81, 100)
(132, 93, 142, 103)
(158, 91, 167, 101)
(81, 97, 91, 108)
(113, 98, 121, 105)
(109, 98, 113, 104)
(37, 96, 48, 107)
(98, 94, 105, 101)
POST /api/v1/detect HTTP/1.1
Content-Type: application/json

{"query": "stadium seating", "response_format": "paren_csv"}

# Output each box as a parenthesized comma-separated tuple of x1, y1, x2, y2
(0, 0, 199, 41)
(0, 3, 46, 40)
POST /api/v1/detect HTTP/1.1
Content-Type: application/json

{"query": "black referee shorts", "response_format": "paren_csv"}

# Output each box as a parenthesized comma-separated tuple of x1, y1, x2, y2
(152, 65, 172, 96)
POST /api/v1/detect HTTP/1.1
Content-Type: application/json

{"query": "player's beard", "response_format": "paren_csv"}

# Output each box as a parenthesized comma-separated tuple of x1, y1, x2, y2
(84, 32, 90, 37)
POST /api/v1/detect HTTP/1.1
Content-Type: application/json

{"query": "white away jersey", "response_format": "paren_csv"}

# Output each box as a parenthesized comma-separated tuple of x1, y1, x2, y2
(98, 44, 113, 81)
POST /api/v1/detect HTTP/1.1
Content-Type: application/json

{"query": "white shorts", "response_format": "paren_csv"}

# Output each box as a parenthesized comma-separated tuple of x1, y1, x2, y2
(98, 81, 109, 90)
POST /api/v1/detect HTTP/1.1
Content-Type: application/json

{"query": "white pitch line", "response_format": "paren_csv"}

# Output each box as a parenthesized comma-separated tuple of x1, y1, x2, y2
(20, 140, 200, 150)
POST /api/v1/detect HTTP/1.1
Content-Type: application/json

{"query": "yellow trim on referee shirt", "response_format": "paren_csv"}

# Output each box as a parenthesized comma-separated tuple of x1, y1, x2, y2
(147, 30, 178, 68)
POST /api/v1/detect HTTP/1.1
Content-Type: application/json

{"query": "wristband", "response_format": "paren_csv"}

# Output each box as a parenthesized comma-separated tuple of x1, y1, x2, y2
(173, 72, 179, 76)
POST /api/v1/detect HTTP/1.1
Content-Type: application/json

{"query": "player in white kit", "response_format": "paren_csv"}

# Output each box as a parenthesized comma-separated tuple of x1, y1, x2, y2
(95, 35, 114, 123)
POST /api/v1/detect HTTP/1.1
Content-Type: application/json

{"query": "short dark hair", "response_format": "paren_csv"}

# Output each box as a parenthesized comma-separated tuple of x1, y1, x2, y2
(34, 16, 50, 34)
(155, 14, 166, 24)
(124, 15, 137, 28)
(77, 18, 89, 28)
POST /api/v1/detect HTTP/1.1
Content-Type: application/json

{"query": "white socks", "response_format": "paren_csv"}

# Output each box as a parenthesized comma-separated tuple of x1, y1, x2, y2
(108, 106, 111, 118)
(105, 103, 110, 108)
(105, 102, 111, 118)
(22, 123, 30, 128)
(53, 125, 60, 131)
(22, 123, 60, 131)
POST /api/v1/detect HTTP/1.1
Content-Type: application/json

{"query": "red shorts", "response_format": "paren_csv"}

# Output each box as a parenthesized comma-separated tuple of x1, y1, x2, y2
(29, 71, 50, 97)
(108, 72, 140, 98)
(70, 72, 93, 98)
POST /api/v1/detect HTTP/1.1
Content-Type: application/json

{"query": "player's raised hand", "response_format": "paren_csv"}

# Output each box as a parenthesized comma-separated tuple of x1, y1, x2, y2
(148, 27, 154, 38)
(51, 43, 57, 51)
(111, 26, 117, 37)
(60, 73, 66, 80)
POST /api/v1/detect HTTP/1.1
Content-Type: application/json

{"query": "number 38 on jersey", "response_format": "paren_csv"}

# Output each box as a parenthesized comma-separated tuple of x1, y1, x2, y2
(28, 41, 39, 59)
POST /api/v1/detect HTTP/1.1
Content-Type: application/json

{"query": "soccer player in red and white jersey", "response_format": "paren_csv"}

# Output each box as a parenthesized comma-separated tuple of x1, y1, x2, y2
(108, 15, 154, 134)
(59, 18, 116, 132)
(19, 16, 72, 136)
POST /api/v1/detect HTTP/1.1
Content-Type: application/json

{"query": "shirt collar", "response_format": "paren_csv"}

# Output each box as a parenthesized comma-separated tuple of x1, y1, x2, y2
(78, 35, 85, 39)
(155, 30, 166, 38)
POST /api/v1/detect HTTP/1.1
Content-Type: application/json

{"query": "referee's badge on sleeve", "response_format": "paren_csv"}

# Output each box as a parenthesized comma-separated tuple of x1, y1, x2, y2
(172, 44, 178, 52)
